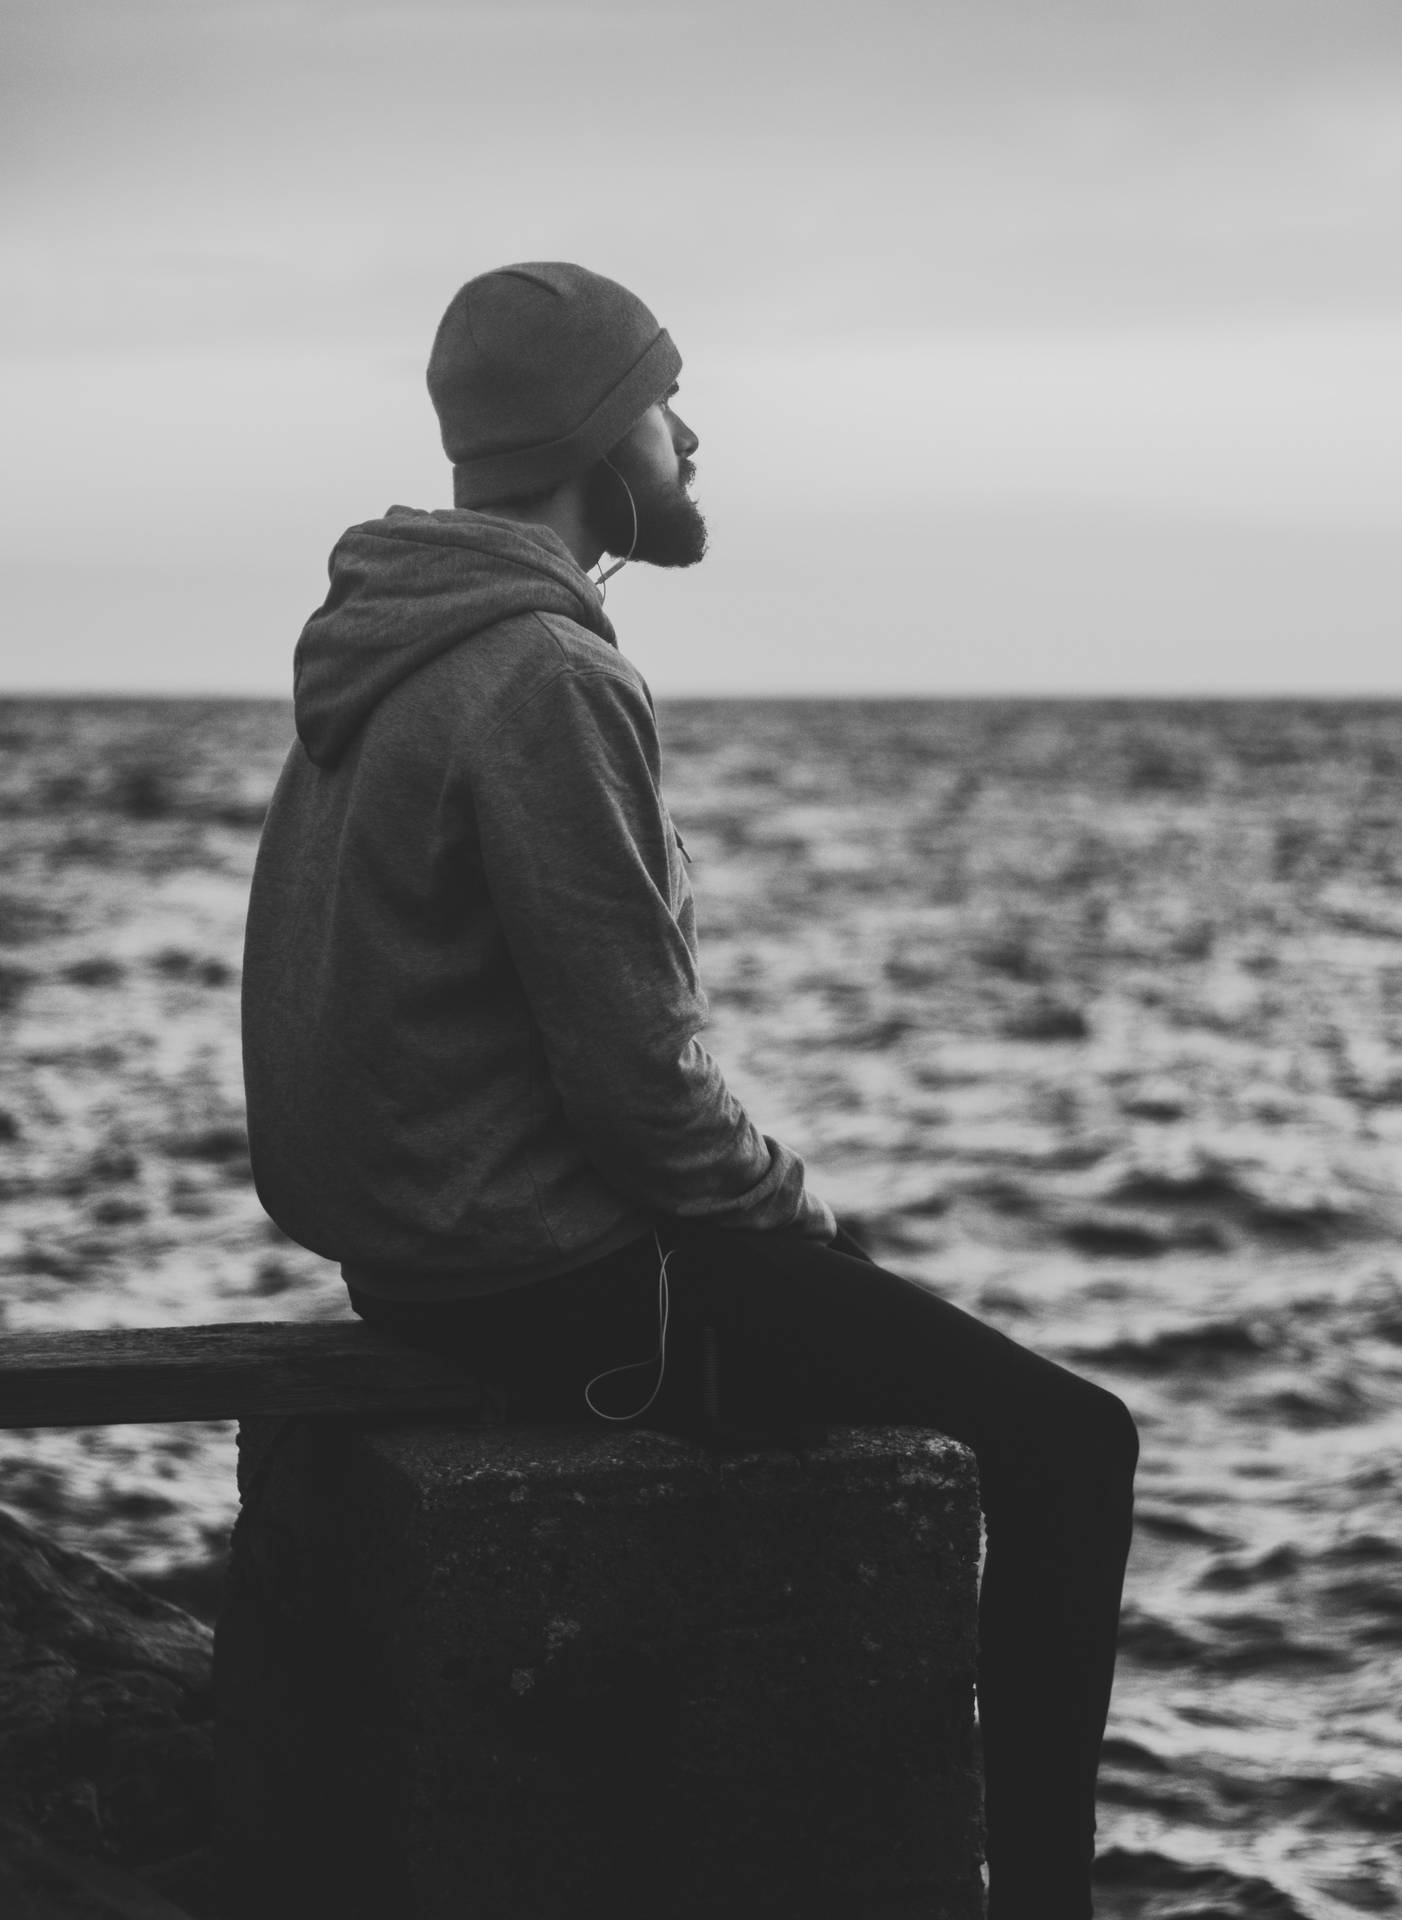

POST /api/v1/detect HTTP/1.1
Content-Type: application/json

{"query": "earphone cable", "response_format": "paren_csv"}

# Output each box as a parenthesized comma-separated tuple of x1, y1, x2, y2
(583, 1231, 671, 1422)
(594, 456, 638, 601)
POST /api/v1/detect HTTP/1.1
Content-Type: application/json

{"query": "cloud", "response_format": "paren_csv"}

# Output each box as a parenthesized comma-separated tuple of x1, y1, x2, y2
(5, 0, 1402, 689)
(705, 321, 1402, 524)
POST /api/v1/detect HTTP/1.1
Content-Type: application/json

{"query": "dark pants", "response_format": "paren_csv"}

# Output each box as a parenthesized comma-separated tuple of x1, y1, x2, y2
(350, 1223, 1139, 1920)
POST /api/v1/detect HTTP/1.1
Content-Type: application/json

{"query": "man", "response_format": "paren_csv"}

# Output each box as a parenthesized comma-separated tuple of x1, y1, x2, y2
(241, 262, 1137, 1920)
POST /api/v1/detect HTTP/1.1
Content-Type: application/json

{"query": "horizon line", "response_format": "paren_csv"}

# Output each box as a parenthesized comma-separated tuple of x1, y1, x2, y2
(6, 687, 1402, 704)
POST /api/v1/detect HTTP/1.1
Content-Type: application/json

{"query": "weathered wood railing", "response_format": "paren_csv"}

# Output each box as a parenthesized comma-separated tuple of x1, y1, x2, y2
(0, 1320, 495, 1427)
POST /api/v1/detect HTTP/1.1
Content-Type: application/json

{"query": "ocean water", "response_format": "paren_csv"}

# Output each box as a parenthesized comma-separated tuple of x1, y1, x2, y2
(1, 693, 1400, 1919)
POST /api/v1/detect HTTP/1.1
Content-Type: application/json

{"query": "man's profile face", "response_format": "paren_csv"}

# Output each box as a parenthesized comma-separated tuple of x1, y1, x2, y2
(589, 383, 707, 568)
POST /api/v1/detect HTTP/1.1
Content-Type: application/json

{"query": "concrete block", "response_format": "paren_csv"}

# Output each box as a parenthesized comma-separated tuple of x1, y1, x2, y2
(215, 1419, 984, 1919)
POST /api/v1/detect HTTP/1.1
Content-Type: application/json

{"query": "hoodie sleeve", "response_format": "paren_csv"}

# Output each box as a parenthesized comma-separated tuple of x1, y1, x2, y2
(470, 659, 836, 1240)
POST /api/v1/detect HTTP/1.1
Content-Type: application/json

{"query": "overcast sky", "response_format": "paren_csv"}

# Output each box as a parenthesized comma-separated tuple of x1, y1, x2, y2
(5, 0, 1402, 696)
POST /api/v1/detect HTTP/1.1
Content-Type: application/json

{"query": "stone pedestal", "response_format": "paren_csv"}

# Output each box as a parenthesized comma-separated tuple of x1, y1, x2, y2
(215, 1419, 984, 1919)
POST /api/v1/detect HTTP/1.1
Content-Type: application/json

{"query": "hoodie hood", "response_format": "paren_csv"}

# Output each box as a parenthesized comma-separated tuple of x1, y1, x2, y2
(293, 506, 616, 766)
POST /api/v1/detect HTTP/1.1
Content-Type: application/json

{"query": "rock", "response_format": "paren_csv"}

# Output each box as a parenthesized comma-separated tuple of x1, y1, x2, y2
(0, 1506, 216, 1916)
(218, 1417, 985, 1920)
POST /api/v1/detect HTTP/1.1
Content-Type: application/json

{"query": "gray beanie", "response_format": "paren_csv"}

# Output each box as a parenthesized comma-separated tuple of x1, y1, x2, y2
(427, 262, 682, 505)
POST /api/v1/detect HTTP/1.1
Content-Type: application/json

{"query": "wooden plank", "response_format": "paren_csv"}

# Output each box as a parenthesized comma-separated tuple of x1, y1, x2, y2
(0, 1322, 495, 1428)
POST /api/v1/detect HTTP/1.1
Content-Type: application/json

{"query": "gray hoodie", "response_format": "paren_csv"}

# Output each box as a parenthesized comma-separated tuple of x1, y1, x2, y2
(241, 506, 835, 1299)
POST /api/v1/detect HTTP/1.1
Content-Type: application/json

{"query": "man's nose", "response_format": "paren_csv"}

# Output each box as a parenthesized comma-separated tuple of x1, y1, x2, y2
(672, 412, 699, 458)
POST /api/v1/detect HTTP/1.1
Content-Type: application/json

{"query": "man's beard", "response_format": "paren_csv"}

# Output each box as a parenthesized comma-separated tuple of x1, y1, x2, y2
(587, 456, 708, 569)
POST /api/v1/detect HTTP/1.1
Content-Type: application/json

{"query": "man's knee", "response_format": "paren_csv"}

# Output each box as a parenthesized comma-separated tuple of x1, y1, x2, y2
(1085, 1384, 1139, 1484)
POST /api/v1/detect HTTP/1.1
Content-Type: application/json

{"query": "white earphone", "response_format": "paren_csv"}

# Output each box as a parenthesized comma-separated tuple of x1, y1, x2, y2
(593, 456, 638, 600)
(583, 1231, 673, 1422)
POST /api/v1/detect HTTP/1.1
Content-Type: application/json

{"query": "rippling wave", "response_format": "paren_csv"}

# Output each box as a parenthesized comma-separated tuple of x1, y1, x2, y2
(2, 694, 1401, 1918)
